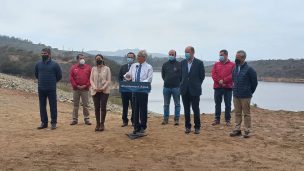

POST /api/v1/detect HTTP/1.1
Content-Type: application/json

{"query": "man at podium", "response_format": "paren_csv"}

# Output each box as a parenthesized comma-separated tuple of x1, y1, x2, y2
(124, 50, 153, 135)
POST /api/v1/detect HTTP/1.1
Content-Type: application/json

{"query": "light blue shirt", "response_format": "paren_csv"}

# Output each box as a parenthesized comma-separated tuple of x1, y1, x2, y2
(187, 58, 194, 73)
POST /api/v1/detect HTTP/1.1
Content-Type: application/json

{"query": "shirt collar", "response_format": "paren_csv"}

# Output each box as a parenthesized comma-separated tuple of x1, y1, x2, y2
(138, 61, 146, 66)
(188, 57, 194, 64)
(222, 59, 230, 64)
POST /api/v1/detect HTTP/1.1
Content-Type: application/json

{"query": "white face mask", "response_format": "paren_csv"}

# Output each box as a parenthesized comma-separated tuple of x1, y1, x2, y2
(79, 59, 85, 65)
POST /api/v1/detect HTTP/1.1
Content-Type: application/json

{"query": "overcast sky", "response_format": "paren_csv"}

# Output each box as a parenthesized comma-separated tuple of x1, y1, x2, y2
(1, 0, 304, 60)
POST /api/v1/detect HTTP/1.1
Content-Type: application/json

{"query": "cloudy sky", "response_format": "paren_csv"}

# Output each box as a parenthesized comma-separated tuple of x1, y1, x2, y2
(1, 0, 304, 60)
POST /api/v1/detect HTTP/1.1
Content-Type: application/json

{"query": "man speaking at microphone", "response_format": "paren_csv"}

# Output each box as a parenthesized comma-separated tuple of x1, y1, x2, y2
(124, 50, 153, 135)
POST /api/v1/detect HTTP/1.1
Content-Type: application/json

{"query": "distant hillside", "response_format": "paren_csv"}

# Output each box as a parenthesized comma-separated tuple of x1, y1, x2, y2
(87, 49, 168, 69)
(87, 48, 167, 58)
(0, 35, 82, 58)
(205, 59, 304, 83)
(250, 59, 304, 82)
(88, 49, 215, 71)
(0, 35, 121, 82)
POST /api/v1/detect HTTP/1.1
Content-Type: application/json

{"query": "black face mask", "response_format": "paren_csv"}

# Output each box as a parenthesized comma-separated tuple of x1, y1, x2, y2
(96, 60, 103, 65)
(235, 58, 241, 65)
(42, 55, 49, 61)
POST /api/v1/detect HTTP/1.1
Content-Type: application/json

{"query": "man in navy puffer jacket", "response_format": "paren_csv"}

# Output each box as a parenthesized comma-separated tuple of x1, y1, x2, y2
(230, 50, 257, 138)
(35, 48, 62, 130)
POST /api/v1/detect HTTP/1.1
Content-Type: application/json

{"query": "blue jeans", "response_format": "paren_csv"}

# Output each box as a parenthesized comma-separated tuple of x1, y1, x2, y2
(38, 89, 57, 124)
(163, 87, 181, 119)
(214, 88, 232, 122)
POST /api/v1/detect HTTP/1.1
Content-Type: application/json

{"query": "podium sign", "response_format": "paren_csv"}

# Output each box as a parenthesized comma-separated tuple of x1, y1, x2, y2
(119, 81, 151, 93)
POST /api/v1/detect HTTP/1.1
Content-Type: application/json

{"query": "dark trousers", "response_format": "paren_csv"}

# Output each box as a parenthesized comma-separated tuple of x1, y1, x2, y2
(38, 89, 57, 124)
(121, 92, 134, 124)
(182, 92, 201, 129)
(133, 92, 148, 131)
(214, 88, 232, 122)
(92, 92, 109, 125)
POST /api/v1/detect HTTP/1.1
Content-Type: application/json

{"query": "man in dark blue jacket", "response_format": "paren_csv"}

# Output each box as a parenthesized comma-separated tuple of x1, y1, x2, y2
(230, 50, 258, 138)
(35, 48, 62, 130)
(180, 46, 205, 134)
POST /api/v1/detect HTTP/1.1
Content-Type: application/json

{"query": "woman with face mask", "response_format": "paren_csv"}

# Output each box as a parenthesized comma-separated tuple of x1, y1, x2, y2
(90, 54, 112, 132)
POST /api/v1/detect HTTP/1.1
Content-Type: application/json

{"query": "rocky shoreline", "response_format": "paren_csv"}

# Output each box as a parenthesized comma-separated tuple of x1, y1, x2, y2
(0, 73, 122, 112)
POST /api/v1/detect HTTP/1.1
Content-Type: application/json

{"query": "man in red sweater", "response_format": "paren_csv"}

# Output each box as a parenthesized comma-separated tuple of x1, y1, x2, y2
(70, 54, 92, 125)
(211, 50, 235, 126)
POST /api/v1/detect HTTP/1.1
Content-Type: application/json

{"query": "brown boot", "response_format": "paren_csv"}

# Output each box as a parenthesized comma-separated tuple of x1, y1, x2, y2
(95, 110, 101, 131)
(95, 123, 100, 132)
(99, 111, 106, 131)
(212, 119, 220, 126)
(99, 124, 104, 131)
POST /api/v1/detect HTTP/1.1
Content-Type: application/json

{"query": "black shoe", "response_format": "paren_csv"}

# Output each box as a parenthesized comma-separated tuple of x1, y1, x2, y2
(121, 122, 128, 127)
(194, 128, 200, 134)
(230, 130, 242, 137)
(37, 123, 48, 129)
(174, 118, 179, 126)
(185, 128, 191, 134)
(70, 120, 78, 125)
(243, 131, 250, 138)
(161, 118, 168, 125)
(133, 129, 140, 135)
(139, 128, 145, 134)
(51, 123, 57, 130)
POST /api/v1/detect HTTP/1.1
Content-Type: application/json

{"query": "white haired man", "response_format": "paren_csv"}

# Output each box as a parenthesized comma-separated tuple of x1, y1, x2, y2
(124, 50, 153, 134)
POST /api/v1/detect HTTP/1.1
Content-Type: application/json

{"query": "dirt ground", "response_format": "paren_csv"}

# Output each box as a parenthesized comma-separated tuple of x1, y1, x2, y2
(0, 88, 303, 171)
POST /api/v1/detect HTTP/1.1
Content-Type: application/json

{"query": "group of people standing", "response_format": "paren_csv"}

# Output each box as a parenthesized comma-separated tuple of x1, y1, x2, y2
(35, 48, 111, 132)
(118, 46, 257, 138)
(35, 45, 257, 138)
(69, 53, 111, 132)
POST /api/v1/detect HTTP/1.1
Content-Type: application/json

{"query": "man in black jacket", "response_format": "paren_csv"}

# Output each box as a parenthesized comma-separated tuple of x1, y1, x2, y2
(230, 50, 258, 138)
(161, 50, 181, 125)
(118, 52, 136, 127)
(180, 46, 205, 134)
